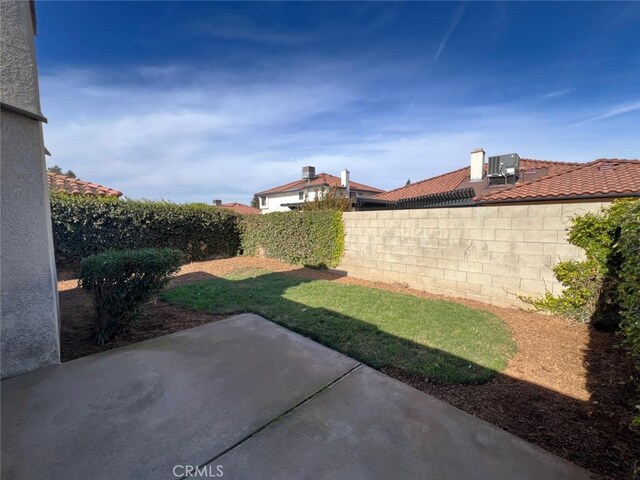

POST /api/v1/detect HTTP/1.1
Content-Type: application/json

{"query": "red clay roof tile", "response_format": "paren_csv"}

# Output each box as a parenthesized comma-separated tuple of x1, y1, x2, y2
(219, 203, 261, 214)
(256, 173, 383, 196)
(47, 172, 122, 197)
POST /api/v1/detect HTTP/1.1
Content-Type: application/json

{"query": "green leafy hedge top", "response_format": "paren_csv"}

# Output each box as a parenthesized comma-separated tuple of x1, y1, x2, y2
(240, 210, 344, 268)
(50, 193, 240, 266)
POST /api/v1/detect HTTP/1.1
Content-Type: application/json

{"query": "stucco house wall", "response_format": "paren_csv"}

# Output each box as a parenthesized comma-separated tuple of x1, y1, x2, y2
(1, 0, 60, 378)
(260, 188, 331, 213)
(260, 191, 306, 213)
(260, 187, 377, 213)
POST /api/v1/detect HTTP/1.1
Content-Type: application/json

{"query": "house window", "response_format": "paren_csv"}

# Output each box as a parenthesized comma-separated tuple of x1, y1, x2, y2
(260, 197, 266, 206)
(299, 191, 304, 201)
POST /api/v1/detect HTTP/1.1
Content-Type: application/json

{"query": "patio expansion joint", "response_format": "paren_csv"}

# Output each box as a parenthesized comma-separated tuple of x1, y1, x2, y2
(184, 362, 363, 479)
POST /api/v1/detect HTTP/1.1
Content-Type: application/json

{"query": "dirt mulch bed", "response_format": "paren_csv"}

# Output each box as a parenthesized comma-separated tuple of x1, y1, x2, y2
(58, 257, 639, 479)
(59, 286, 227, 362)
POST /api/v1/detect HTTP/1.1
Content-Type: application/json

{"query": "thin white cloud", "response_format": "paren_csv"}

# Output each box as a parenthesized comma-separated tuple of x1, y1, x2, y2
(573, 100, 640, 125)
(193, 7, 396, 45)
(136, 65, 185, 78)
(195, 19, 322, 45)
(434, 2, 467, 62)
(544, 88, 574, 99)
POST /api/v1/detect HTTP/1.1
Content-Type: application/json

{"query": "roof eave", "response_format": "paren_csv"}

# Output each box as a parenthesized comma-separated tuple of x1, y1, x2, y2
(256, 185, 381, 196)
(476, 192, 640, 205)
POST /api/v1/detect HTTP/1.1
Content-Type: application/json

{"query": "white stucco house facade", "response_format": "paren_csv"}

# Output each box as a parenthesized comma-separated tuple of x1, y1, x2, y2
(255, 166, 384, 214)
(1, 0, 60, 378)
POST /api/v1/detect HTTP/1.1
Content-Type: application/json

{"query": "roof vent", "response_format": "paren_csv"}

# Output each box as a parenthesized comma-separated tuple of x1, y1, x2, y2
(598, 163, 617, 172)
(302, 166, 316, 180)
(213, 199, 222, 206)
(487, 153, 520, 186)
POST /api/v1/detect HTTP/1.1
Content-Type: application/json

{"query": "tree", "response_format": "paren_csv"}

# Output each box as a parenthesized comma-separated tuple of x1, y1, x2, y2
(250, 194, 260, 208)
(301, 185, 352, 212)
(47, 164, 77, 178)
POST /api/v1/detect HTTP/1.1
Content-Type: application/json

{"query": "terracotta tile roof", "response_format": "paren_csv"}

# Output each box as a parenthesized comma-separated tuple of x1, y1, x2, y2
(374, 166, 470, 201)
(256, 173, 383, 196)
(514, 159, 584, 178)
(219, 203, 261, 215)
(47, 172, 122, 197)
(477, 159, 640, 203)
(373, 158, 623, 203)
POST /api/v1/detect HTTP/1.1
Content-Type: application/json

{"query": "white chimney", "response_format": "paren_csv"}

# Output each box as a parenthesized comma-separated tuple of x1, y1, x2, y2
(470, 148, 485, 181)
(341, 169, 350, 197)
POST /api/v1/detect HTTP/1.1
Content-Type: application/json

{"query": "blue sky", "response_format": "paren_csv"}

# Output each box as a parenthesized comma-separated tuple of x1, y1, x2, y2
(36, 1, 640, 203)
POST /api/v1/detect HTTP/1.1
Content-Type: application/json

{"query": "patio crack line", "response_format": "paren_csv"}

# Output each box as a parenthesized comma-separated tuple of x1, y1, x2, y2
(184, 362, 362, 478)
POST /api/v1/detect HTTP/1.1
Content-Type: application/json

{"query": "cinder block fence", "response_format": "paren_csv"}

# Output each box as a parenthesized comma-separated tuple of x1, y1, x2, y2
(339, 202, 608, 307)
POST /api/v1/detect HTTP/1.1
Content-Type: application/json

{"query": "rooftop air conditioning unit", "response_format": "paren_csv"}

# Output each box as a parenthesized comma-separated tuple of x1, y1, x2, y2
(487, 153, 520, 186)
(302, 166, 316, 180)
(488, 153, 520, 177)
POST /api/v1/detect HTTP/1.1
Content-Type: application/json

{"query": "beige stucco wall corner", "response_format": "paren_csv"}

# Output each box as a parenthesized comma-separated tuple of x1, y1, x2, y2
(1, 0, 60, 379)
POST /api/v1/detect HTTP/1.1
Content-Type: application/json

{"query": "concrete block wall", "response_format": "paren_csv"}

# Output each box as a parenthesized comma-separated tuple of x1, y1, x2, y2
(340, 202, 609, 307)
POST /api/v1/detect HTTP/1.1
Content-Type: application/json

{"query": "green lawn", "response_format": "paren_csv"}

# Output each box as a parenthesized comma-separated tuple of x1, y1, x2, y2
(162, 268, 516, 384)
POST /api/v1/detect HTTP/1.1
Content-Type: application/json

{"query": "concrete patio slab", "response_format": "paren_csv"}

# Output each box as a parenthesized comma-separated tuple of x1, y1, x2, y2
(1, 313, 358, 480)
(216, 366, 591, 480)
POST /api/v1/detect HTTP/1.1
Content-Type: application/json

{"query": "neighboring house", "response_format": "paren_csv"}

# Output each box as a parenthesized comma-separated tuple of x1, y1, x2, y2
(47, 172, 123, 197)
(213, 200, 260, 215)
(255, 166, 383, 213)
(360, 149, 640, 209)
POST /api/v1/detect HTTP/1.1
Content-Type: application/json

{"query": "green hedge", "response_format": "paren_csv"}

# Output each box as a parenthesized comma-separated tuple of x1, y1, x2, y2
(240, 211, 344, 268)
(618, 201, 640, 372)
(50, 193, 240, 266)
(51, 194, 346, 270)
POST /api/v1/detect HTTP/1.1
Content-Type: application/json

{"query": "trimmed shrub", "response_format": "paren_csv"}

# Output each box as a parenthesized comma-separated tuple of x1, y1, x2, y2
(522, 199, 638, 330)
(50, 193, 240, 266)
(524, 259, 602, 323)
(79, 248, 183, 344)
(240, 211, 344, 268)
